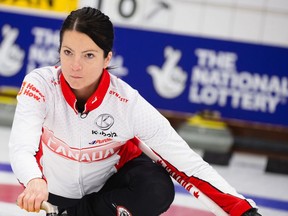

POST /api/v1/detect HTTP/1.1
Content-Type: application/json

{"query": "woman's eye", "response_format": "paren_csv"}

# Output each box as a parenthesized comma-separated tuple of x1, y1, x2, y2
(63, 50, 72, 55)
(85, 53, 95, 59)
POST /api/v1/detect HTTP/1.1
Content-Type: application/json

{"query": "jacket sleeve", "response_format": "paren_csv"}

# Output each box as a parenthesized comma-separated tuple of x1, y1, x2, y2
(131, 93, 257, 216)
(9, 70, 48, 186)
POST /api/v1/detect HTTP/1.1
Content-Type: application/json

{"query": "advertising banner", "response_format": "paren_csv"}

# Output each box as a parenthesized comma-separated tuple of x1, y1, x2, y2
(0, 10, 62, 88)
(0, 10, 287, 127)
(113, 27, 288, 127)
(0, 0, 77, 12)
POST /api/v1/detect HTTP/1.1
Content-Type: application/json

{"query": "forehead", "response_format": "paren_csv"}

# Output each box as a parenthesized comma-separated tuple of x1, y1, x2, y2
(62, 30, 102, 51)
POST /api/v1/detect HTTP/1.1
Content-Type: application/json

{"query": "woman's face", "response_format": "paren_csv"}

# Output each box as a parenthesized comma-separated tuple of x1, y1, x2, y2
(60, 30, 112, 96)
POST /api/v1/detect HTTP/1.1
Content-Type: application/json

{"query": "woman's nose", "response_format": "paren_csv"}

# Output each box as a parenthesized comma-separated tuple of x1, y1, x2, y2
(71, 58, 82, 71)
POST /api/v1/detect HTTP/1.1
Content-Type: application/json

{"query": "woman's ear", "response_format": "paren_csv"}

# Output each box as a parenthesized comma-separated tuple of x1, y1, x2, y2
(104, 51, 113, 69)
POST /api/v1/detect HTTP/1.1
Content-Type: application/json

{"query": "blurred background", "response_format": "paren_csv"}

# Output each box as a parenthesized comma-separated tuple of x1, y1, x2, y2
(0, 0, 288, 215)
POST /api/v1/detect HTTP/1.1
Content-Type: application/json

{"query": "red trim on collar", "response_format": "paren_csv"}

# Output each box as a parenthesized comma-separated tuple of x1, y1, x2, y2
(60, 73, 78, 113)
(60, 69, 110, 114)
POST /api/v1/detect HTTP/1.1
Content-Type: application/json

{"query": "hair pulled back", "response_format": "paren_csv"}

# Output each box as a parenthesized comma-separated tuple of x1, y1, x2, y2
(59, 7, 114, 57)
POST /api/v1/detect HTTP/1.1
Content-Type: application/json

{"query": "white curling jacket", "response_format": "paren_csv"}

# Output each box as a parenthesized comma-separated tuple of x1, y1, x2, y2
(9, 66, 256, 215)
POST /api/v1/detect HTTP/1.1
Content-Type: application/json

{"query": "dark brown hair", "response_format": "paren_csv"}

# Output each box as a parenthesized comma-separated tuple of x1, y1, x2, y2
(59, 7, 114, 57)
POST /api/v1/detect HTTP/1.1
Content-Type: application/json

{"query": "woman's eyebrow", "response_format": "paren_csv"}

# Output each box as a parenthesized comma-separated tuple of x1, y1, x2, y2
(82, 49, 99, 53)
(62, 46, 99, 53)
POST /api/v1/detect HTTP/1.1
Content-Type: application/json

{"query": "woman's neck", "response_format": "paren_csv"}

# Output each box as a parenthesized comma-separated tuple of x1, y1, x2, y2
(76, 99, 86, 113)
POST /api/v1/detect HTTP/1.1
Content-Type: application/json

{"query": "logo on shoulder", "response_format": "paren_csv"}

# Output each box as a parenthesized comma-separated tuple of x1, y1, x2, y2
(18, 81, 45, 102)
(51, 77, 60, 85)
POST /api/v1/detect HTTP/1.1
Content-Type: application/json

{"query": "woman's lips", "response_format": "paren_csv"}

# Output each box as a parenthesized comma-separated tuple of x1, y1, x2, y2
(71, 75, 82, 79)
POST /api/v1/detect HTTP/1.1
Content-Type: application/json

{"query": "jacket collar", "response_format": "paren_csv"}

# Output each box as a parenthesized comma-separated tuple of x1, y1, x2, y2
(60, 69, 110, 114)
